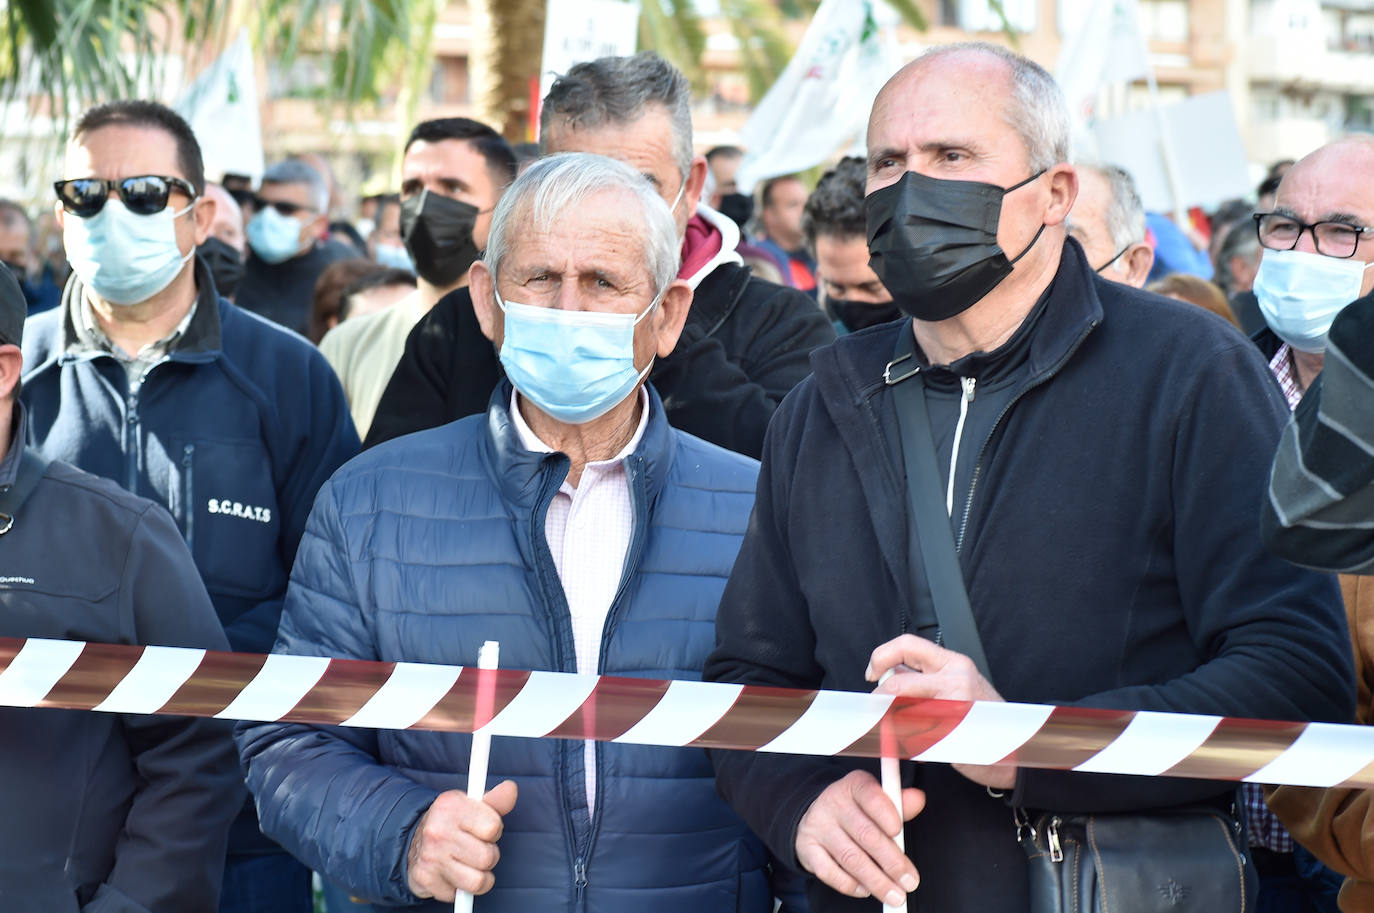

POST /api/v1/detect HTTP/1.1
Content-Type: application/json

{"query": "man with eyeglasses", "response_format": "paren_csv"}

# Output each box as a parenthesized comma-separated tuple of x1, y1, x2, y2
(21, 99, 359, 913)
(237, 158, 356, 336)
(1256, 135, 1374, 913)
(1250, 139, 1374, 410)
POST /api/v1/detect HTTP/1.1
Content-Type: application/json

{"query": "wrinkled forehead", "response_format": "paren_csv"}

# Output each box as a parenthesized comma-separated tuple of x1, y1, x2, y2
(504, 185, 651, 260)
(1277, 144, 1374, 225)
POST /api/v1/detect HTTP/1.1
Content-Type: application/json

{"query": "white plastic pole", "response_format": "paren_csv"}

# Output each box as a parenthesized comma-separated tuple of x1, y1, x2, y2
(456, 641, 500, 913)
(878, 668, 908, 913)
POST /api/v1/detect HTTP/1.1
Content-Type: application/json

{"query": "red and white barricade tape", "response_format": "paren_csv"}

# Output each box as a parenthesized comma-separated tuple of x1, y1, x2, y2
(0, 636, 1370, 788)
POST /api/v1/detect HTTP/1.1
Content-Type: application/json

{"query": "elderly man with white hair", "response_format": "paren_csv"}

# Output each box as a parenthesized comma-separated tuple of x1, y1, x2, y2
(237, 152, 779, 913)
(1066, 163, 1154, 287)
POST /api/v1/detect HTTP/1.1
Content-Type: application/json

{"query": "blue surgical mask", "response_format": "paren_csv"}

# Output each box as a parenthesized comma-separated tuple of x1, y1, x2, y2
(495, 288, 660, 425)
(64, 197, 196, 306)
(247, 207, 306, 264)
(373, 242, 414, 272)
(1255, 248, 1374, 353)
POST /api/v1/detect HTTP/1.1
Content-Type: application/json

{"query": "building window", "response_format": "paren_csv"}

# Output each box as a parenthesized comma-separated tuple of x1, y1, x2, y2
(428, 55, 469, 106)
(1138, 0, 1189, 42)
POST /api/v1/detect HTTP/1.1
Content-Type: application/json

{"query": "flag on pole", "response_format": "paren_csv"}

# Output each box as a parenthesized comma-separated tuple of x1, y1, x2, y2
(1054, 0, 1150, 160)
(734, 0, 902, 195)
(175, 30, 265, 185)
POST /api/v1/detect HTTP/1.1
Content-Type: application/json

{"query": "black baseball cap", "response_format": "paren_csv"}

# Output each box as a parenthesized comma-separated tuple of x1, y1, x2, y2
(0, 262, 26, 346)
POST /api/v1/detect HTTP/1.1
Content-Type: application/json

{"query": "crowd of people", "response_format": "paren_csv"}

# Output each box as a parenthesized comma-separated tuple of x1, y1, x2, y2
(1, 38, 1373, 913)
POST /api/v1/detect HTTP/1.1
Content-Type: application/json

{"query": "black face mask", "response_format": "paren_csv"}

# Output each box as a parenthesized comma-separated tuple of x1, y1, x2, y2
(865, 169, 1045, 322)
(197, 237, 244, 299)
(1, 260, 26, 284)
(717, 192, 754, 230)
(828, 297, 902, 333)
(401, 190, 481, 287)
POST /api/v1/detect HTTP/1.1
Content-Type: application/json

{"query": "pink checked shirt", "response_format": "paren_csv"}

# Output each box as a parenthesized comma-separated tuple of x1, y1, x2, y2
(512, 388, 649, 809)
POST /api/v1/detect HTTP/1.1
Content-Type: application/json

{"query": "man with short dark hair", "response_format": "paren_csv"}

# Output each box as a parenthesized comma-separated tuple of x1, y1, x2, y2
(237, 158, 355, 335)
(23, 98, 359, 913)
(325, 117, 515, 440)
(757, 174, 819, 295)
(706, 43, 1352, 912)
(0, 262, 243, 911)
(803, 156, 897, 334)
(366, 53, 834, 458)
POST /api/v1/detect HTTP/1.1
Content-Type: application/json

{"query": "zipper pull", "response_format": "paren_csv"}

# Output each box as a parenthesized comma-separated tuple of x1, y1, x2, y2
(574, 859, 588, 896)
(1047, 816, 1064, 863)
(961, 376, 977, 403)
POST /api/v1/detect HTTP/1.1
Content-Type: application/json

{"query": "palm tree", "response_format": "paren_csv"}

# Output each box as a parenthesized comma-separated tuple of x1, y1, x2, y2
(1, 0, 942, 143)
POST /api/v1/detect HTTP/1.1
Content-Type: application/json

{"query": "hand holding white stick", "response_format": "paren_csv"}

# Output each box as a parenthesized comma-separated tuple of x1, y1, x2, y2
(456, 640, 501, 913)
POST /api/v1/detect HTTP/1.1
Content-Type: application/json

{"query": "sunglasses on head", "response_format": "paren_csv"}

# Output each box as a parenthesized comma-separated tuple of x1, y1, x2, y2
(253, 197, 312, 218)
(54, 174, 197, 219)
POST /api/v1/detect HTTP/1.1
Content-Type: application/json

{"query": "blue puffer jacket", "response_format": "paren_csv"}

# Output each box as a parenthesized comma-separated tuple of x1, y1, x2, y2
(237, 385, 773, 912)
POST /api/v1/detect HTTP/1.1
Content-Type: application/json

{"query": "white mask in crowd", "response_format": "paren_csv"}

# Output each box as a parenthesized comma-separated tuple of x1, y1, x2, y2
(64, 198, 195, 306)
(373, 243, 414, 272)
(1254, 248, 1374, 353)
(246, 207, 306, 264)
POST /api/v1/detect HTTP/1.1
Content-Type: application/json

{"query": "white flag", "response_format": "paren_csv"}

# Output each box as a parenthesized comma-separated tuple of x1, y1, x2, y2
(1054, 0, 1150, 159)
(175, 30, 265, 184)
(735, 0, 902, 195)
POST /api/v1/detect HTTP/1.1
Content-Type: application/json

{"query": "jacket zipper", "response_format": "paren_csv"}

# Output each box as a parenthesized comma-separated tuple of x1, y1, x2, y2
(946, 377, 977, 517)
(524, 461, 588, 906)
(121, 358, 173, 496)
(123, 387, 140, 492)
(954, 321, 1099, 553)
(181, 443, 195, 550)
(574, 455, 651, 906)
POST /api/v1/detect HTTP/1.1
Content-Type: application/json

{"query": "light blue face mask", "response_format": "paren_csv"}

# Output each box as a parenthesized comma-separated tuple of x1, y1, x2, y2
(246, 207, 306, 264)
(373, 242, 414, 272)
(1255, 248, 1374, 353)
(64, 197, 196, 306)
(495, 287, 660, 425)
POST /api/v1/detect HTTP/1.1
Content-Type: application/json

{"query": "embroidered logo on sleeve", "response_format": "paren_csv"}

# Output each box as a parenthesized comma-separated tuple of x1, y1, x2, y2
(0, 576, 35, 585)
(207, 499, 273, 524)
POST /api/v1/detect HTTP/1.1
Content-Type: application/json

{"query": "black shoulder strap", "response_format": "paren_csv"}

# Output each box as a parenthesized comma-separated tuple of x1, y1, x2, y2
(885, 325, 993, 682)
(0, 450, 51, 536)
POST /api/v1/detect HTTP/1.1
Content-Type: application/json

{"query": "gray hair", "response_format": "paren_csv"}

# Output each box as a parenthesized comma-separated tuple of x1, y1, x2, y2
(261, 159, 329, 213)
(484, 153, 680, 299)
(917, 43, 1070, 173)
(1214, 218, 1262, 295)
(1078, 163, 1147, 251)
(540, 52, 694, 182)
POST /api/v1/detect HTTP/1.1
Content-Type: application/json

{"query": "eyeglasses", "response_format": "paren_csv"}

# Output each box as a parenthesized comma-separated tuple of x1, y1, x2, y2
(1253, 212, 1373, 259)
(54, 175, 197, 218)
(252, 197, 312, 218)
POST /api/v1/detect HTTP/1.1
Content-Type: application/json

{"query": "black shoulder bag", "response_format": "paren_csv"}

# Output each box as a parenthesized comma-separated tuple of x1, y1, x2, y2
(885, 327, 1253, 913)
(0, 450, 50, 537)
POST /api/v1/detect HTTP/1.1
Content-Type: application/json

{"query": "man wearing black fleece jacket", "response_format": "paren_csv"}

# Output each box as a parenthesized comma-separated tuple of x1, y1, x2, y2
(704, 44, 1354, 913)
(364, 53, 833, 458)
